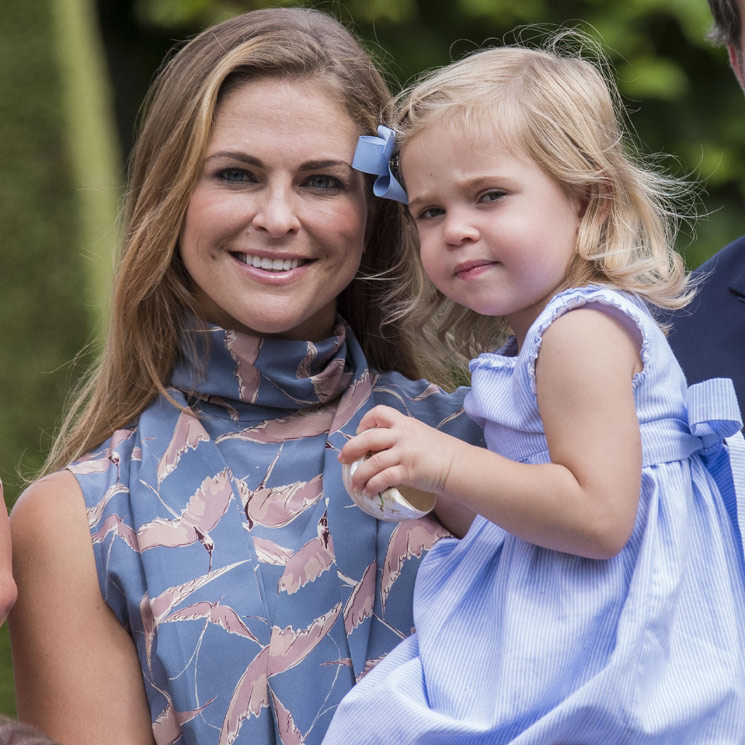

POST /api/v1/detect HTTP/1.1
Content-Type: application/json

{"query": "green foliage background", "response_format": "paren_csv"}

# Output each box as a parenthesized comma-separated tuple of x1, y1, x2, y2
(1, 0, 743, 718)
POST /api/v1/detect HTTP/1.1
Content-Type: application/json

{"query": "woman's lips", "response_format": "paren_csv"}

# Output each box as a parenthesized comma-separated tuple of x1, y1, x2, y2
(229, 251, 314, 284)
(232, 252, 309, 272)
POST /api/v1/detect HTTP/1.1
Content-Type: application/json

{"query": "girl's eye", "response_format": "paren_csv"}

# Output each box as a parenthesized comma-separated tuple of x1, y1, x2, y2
(418, 206, 445, 220)
(217, 168, 254, 183)
(480, 190, 506, 204)
(305, 175, 342, 190)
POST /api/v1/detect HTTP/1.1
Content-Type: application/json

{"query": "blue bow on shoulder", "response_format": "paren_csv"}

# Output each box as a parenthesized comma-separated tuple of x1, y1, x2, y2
(352, 125, 408, 204)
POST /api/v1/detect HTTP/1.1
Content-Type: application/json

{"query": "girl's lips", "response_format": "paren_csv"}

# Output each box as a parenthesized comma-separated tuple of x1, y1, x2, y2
(454, 260, 495, 279)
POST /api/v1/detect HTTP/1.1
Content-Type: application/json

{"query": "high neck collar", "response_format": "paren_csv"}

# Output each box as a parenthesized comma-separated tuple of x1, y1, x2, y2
(170, 318, 354, 412)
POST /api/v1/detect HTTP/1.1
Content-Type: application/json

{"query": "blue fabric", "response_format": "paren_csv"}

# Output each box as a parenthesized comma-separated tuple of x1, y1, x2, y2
(352, 126, 408, 204)
(663, 235, 745, 423)
(322, 287, 745, 744)
(70, 318, 483, 745)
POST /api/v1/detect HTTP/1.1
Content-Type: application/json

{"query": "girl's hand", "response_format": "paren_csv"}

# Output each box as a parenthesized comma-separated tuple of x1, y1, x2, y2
(339, 405, 464, 498)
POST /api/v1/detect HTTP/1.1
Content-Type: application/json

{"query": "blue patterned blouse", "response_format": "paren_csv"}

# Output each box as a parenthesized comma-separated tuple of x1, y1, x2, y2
(69, 319, 483, 745)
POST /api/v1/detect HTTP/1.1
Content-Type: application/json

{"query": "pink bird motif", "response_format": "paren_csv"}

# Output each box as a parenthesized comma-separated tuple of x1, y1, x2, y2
(219, 602, 342, 745)
(91, 513, 139, 552)
(163, 600, 260, 644)
(236, 449, 324, 529)
(226, 330, 262, 403)
(139, 560, 249, 674)
(215, 406, 335, 445)
(157, 411, 210, 485)
(205, 395, 240, 421)
(358, 654, 388, 680)
(296, 341, 318, 382)
(69, 428, 133, 476)
(309, 356, 350, 403)
(137, 469, 234, 568)
(343, 561, 376, 634)
(270, 688, 305, 745)
(413, 382, 443, 401)
(278, 513, 335, 595)
(370, 384, 412, 415)
(86, 483, 129, 530)
(152, 687, 215, 745)
(321, 653, 386, 682)
(253, 536, 294, 566)
(380, 516, 451, 613)
(436, 407, 469, 430)
(329, 371, 372, 436)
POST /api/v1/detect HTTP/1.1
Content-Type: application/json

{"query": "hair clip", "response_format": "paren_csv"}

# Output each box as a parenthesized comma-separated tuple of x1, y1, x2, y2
(352, 125, 408, 204)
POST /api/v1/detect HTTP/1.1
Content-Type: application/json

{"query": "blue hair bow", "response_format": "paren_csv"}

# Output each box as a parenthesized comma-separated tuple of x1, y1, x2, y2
(352, 125, 408, 204)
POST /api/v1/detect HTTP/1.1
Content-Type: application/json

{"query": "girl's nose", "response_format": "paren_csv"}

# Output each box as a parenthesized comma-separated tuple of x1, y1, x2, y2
(251, 188, 301, 237)
(443, 210, 479, 247)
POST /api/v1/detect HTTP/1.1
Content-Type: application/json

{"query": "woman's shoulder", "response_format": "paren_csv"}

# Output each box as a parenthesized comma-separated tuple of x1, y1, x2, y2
(11, 471, 88, 544)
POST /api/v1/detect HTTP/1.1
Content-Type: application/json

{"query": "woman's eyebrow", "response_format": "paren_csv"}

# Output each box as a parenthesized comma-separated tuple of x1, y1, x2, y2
(204, 153, 353, 172)
(206, 151, 262, 165)
(299, 159, 354, 171)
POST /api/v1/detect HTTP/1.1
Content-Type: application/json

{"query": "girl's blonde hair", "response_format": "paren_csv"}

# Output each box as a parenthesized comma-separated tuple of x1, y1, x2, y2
(42, 7, 412, 474)
(386, 32, 694, 385)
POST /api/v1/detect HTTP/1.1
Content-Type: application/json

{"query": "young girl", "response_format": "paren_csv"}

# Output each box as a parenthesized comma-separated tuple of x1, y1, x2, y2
(322, 37, 745, 743)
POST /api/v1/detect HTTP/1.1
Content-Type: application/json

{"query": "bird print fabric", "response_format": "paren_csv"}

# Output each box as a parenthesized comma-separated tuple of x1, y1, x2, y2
(70, 319, 482, 745)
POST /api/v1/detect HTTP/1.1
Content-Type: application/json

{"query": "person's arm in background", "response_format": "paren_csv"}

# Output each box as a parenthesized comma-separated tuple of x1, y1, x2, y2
(0, 479, 18, 625)
(9, 471, 156, 745)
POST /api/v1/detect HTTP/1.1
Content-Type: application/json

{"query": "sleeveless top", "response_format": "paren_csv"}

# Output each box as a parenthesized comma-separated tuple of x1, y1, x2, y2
(322, 286, 745, 744)
(69, 319, 483, 745)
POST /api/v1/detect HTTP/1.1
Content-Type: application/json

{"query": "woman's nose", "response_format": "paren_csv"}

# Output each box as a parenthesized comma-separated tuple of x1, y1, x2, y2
(251, 187, 301, 237)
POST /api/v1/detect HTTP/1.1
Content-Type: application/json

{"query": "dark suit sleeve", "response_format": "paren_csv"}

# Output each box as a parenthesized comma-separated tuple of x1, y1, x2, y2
(664, 235, 745, 420)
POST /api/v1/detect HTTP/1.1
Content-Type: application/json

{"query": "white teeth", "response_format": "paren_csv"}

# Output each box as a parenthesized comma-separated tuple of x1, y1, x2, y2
(238, 254, 302, 271)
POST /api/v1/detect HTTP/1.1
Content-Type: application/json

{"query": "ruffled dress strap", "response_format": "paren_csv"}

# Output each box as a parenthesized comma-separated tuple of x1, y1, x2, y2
(519, 285, 653, 396)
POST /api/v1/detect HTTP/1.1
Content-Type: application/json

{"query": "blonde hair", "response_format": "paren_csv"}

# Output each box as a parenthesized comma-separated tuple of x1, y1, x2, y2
(42, 7, 412, 474)
(385, 33, 694, 384)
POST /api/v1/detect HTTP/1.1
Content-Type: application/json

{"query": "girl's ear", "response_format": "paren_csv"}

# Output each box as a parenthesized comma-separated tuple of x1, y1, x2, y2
(577, 193, 589, 219)
(582, 175, 613, 223)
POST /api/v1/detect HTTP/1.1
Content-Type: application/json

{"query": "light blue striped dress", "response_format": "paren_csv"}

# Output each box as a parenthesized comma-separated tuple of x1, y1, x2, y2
(322, 286, 745, 744)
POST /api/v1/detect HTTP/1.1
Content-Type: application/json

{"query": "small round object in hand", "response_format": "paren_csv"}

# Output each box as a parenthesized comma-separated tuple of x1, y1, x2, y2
(342, 456, 436, 521)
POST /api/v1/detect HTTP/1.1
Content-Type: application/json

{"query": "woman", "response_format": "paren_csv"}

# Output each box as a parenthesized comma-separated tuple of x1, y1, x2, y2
(9, 8, 481, 745)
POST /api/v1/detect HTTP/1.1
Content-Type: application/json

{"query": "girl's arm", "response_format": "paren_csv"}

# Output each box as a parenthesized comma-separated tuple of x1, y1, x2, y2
(341, 308, 643, 559)
(9, 471, 156, 745)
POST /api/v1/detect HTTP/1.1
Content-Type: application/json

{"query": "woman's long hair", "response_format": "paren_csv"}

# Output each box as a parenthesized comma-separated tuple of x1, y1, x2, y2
(42, 7, 414, 474)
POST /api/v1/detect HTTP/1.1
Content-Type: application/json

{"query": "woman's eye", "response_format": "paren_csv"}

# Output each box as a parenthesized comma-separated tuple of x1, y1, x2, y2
(215, 168, 255, 184)
(305, 175, 342, 190)
(480, 190, 506, 204)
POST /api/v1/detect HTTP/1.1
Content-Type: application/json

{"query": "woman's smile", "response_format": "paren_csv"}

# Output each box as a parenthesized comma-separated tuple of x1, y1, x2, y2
(231, 253, 308, 272)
